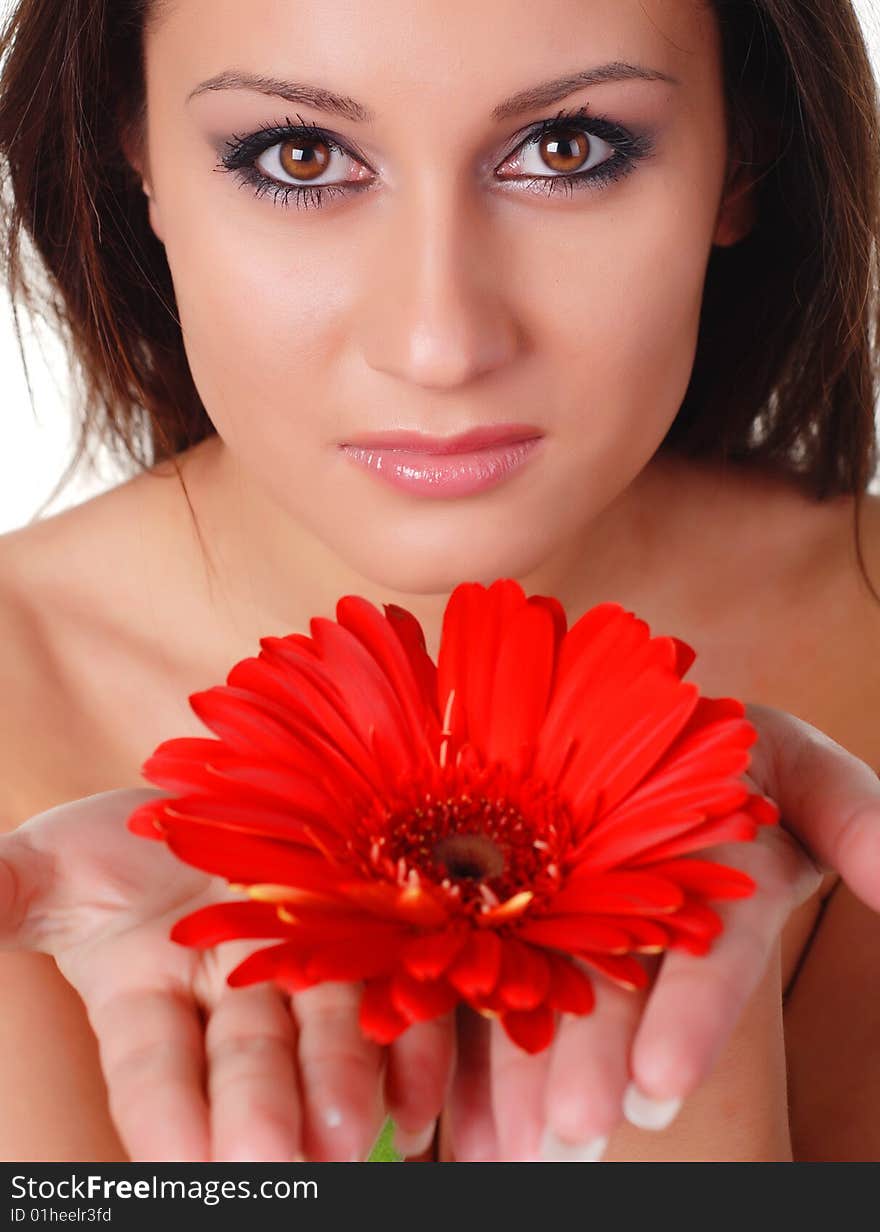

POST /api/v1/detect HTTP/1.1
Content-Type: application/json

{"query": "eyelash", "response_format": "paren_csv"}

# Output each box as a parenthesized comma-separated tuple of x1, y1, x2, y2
(215, 105, 656, 212)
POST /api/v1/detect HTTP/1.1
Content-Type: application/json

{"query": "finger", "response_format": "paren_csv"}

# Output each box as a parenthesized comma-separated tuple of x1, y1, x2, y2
(89, 987, 210, 1161)
(490, 1016, 552, 1160)
(543, 967, 648, 1159)
(385, 1012, 454, 1158)
(446, 1004, 500, 1161)
(745, 702, 880, 909)
(628, 835, 802, 1112)
(294, 981, 385, 1162)
(206, 983, 303, 1162)
(0, 831, 50, 951)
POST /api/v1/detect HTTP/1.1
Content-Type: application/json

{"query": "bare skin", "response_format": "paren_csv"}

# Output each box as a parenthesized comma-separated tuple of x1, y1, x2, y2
(0, 445, 877, 1161)
(0, 0, 878, 1161)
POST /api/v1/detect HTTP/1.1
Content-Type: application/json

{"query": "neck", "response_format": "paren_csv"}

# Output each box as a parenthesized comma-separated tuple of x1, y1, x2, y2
(154, 432, 679, 674)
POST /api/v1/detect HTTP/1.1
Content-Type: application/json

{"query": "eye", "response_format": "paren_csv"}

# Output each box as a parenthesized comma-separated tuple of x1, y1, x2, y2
(502, 122, 614, 180)
(253, 133, 371, 192)
(216, 114, 375, 210)
(495, 108, 655, 199)
(215, 108, 655, 211)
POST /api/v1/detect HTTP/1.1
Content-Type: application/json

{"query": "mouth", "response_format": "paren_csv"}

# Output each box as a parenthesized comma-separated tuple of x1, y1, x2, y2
(338, 434, 546, 499)
(338, 423, 544, 456)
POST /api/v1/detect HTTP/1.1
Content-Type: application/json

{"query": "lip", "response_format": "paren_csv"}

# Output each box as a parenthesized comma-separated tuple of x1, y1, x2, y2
(339, 436, 545, 498)
(339, 423, 544, 455)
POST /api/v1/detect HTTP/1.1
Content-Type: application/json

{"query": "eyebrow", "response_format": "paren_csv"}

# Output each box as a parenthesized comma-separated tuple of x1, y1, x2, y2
(186, 61, 680, 123)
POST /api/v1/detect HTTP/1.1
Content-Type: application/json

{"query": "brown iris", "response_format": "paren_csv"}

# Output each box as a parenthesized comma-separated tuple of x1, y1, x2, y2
(278, 138, 331, 182)
(539, 127, 591, 174)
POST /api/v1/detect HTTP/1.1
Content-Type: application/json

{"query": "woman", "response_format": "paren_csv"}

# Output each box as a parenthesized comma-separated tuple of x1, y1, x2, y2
(0, 0, 878, 1162)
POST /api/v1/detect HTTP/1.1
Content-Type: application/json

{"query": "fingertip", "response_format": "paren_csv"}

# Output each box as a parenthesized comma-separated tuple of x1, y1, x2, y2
(392, 1118, 437, 1159)
(630, 1037, 700, 1105)
(621, 1081, 683, 1131)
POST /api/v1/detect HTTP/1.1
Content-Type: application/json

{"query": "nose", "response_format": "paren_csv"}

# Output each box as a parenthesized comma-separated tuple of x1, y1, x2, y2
(358, 184, 521, 390)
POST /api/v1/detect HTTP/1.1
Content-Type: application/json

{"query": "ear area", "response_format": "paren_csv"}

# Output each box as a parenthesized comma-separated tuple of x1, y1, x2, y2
(712, 153, 760, 248)
(117, 107, 165, 244)
(712, 103, 779, 249)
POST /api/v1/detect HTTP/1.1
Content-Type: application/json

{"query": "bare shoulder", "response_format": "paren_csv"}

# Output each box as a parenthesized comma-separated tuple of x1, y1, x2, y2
(766, 476, 880, 770)
(0, 470, 202, 818)
(0, 543, 74, 828)
(676, 455, 880, 768)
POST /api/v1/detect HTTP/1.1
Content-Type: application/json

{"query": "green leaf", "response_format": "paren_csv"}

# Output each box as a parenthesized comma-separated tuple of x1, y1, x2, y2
(367, 1115, 404, 1162)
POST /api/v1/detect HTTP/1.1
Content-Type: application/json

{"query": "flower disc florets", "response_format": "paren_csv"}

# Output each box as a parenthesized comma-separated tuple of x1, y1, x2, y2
(356, 760, 573, 915)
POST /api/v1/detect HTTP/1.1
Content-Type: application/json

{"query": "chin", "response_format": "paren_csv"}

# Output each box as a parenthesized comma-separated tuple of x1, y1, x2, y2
(332, 523, 559, 598)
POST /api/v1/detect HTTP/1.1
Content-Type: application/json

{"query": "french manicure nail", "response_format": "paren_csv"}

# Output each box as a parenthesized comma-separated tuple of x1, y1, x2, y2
(539, 1128, 608, 1163)
(392, 1119, 437, 1158)
(622, 1082, 683, 1130)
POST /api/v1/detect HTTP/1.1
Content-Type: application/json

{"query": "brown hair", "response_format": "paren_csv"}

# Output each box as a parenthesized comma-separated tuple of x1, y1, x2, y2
(1, 0, 878, 598)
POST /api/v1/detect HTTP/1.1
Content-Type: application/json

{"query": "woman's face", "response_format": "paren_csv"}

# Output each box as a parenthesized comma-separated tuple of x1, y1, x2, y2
(135, 0, 749, 595)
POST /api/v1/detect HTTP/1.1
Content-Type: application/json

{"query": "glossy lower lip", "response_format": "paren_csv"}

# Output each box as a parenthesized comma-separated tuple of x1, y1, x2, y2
(339, 436, 544, 497)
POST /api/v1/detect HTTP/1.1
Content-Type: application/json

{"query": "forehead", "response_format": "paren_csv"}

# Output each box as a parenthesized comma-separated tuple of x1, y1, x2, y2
(146, 0, 721, 117)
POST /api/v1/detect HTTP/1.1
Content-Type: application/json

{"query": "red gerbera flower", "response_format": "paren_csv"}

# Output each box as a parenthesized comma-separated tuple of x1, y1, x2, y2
(127, 579, 778, 1054)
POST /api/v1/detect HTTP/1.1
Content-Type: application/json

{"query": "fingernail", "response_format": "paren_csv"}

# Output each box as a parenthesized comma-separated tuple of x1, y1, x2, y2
(622, 1082, 683, 1130)
(539, 1128, 608, 1163)
(392, 1120, 437, 1158)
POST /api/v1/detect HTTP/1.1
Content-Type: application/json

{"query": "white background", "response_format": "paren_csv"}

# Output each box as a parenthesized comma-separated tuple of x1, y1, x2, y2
(1, 0, 879, 531)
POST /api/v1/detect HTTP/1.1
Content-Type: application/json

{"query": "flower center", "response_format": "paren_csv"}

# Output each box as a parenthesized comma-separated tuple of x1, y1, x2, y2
(432, 832, 505, 881)
(357, 770, 573, 913)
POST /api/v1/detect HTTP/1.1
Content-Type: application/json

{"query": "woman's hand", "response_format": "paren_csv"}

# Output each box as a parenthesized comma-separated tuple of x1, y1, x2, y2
(0, 787, 453, 1163)
(446, 702, 880, 1161)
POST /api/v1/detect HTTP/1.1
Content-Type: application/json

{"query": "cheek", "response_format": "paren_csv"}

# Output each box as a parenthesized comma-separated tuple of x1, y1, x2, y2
(163, 209, 347, 448)
(536, 182, 714, 453)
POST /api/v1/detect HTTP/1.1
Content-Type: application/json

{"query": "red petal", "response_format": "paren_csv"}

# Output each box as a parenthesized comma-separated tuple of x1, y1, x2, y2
(536, 605, 675, 780)
(643, 858, 756, 900)
(139, 737, 239, 793)
(745, 792, 780, 827)
(305, 930, 405, 980)
(144, 787, 347, 847)
(436, 579, 528, 752)
(527, 594, 568, 654)
(336, 880, 450, 927)
(382, 603, 440, 717)
(225, 654, 383, 785)
(664, 900, 724, 950)
(226, 941, 317, 990)
(360, 977, 410, 1044)
(126, 797, 173, 839)
(161, 822, 344, 893)
(576, 952, 650, 990)
(335, 596, 441, 756)
(583, 736, 753, 846)
(483, 601, 557, 774)
(559, 678, 702, 818)
(671, 637, 697, 677)
(170, 900, 295, 946)
(627, 812, 759, 864)
(517, 916, 632, 953)
(401, 930, 469, 980)
(545, 954, 596, 1015)
(446, 929, 503, 998)
(188, 685, 381, 798)
(499, 1005, 557, 1053)
(546, 870, 685, 916)
(615, 917, 670, 950)
(390, 969, 460, 1023)
(495, 938, 552, 1011)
